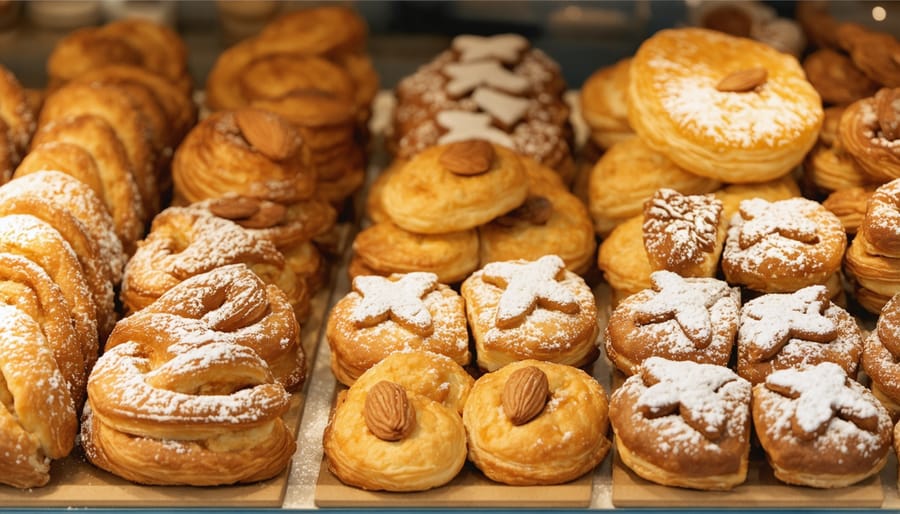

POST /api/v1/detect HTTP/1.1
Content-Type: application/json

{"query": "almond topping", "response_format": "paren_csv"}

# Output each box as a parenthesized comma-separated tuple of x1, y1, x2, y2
(364, 381, 416, 441)
(236, 201, 287, 229)
(234, 109, 299, 161)
(439, 139, 495, 176)
(502, 366, 549, 426)
(875, 88, 900, 141)
(208, 196, 261, 220)
(715, 67, 768, 93)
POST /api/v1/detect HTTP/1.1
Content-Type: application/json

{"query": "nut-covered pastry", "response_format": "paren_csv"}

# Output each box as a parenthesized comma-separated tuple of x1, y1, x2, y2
(326, 272, 470, 386)
(610, 357, 752, 490)
(605, 271, 740, 376)
(463, 360, 610, 485)
(752, 362, 892, 488)
(461, 254, 599, 371)
(839, 88, 900, 182)
(579, 58, 634, 150)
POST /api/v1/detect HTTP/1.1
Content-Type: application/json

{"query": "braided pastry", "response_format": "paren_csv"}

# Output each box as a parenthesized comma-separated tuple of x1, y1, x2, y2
(82, 264, 301, 485)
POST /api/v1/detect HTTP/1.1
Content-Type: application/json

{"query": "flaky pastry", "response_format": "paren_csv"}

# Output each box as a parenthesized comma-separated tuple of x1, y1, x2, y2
(839, 88, 900, 182)
(579, 58, 634, 149)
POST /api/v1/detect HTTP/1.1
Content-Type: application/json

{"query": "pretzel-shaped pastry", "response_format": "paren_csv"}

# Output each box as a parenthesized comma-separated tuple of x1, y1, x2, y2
(82, 264, 302, 485)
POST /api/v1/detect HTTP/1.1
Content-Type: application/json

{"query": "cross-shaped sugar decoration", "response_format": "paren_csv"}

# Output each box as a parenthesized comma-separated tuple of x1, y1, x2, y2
(637, 357, 743, 441)
(739, 285, 838, 362)
(350, 272, 438, 336)
(736, 198, 820, 250)
(765, 362, 881, 440)
(472, 87, 531, 130)
(443, 61, 531, 98)
(632, 271, 732, 349)
(437, 111, 515, 148)
(452, 33, 529, 64)
(481, 255, 579, 329)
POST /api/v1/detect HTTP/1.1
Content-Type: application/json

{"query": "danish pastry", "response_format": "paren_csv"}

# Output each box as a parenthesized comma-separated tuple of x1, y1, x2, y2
(838, 88, 900, 182)
(463, 360, 610, 485)
(822, 186, 874, 235)
(861, 292, 900, 415)
(579, 58, 634, 150)
(845, 179, 900, 313)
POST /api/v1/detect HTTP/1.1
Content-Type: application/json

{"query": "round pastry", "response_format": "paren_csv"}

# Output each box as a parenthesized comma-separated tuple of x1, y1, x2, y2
(713, 174, 801, 220)
(461, 254, 599, 371)
(844, 239, 900, 315)
(326, 272, 470, 386)
(365, 158, 402, 224)
(605, 271, 740, 376)
(596, 214, 653, 306)
(861, 292, 900, 415)
(463, 360, 610, 485)
(0, 64, 35, 182)
(856, 178, 900, 258)
(323, 350, 473, 492)
(610, 357, 751, 491)
(822, 186, 874, 235)
(722, 197, 846, 294)
(802, 49, 879, 106)
(839, 88, 900, 182)
(627, 27, 823, 183)
(579, 58, 634, 149)
(752, 362, 892, 488)
(736, 285, 862, 385)
(381, 140, 528, 234)
(588, 137, 720, 237)
(836, 23, 900, 88)
(803, 142, 872, 196)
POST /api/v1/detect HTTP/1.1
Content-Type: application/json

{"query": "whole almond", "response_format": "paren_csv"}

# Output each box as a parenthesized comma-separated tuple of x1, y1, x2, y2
(875, 88, 900, 141)
(234, 109, 300, 161)
(715, 67, 768, 93)
(502, 366, 549, 426)
(364, 381, 416, 441)
(439, 139, 495, 176)
(236, 201, 287, 229)
(208, 196, 261, 220)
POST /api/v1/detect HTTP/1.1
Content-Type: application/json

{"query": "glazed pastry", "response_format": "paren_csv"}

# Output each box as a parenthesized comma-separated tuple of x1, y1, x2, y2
(381, 140, 528, 234)
(802, 49, 879, 106)
(0, 64, 35, 182)
(82, 265, 301, 485)
(845, 179, 900, 313)
(839, 88, 900, 182)
(722, 197, 846, 294)
(736, 285, 862, 385)
(627, 28, 823, 183)
(836, 23, 900, 88)
(605, 271, 740, 376)
(579, 58, 634, 149)
(610, 357, 751, 490)
(327, 272, 469, 386)
(323, 350, 473, 492)
(861, 293, 900, 415)
(822, 186, 874, 235)
(461, 255, 599, 371)
(463, 360, 610, 485)
(752, 362, 892, 488)
(588, 137, 720, 237)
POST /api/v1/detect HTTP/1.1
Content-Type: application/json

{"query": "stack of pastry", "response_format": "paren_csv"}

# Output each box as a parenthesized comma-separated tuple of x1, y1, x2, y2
(205, 5, 376, 206)
(690, 1, 806, 57)
(355, 140, 595, 283)
(389, 33, 575, 184)
(579, 58, 634, 153)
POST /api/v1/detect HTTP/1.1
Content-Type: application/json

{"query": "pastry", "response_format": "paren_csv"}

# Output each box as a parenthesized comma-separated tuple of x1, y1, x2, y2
(605, 271, 740, 376)
(327, 272, 469, 386)
(854, 178, 900, 258)
(836, 23, 900, 88)
(627, 28, 823, 183)
(579, 58, 635, 150)
(839, 88, 900, 182)
(752, 362, 892, 488)
(861, 293, 900, 415)
(596, 215, 653, 305)
(610, 357, 751, 490)
(82, 265, 301, 485)
(0, 64, 35, 183)
(822, 186, 874, 235)
(736, 285, 862, 385)
(461, 255, 599, 371)
(713, 174, 801, 219)
(463, 360, 610, 485)
(323, 350, 472, 492)
(845, 179, 900, 313)
(802, 49, 879, 106)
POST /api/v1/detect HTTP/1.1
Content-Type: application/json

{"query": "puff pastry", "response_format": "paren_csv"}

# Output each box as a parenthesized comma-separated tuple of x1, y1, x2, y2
(845, 179, 900, 313)
(596, 214, 653, 306)
(0, 64, 35, 182)
(580, 58, 634, 149)
(861, 293, 900, 415)
(802, 49, 879, 106)
(839, 88, 900, 182)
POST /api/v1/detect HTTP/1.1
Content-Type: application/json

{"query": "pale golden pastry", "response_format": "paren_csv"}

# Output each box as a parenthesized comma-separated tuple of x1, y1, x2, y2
(802, 49, 879, 106)
(628, 28, 823, 183)
(15, 141, 104, 199)
(855, 179, 900, 258)
(736, 285, 862, 385)
(381, 140, 528, 234)
(365, 159, 403, 224)
(722, 197, 846, 293)
(580, 58, 635, 149)
(352, 221, 480, 285)
(0, 64, 35, 182)
(323, 351, 472, 492)
(588, 137, 720, 237)
(82, 265, 301, 485)
(461, 255, 599, 371)
(861, 293, 900, 415)
(610, 357, 751, 490)
(597, 214, 653, 305)
(836, 23, 900, 88)
(839, 88, 900, 182)
(713, 174, 801, 219)
(803, 142, 872, 195)
(752, 362, 892, 488)
(822, 186, 874, 235)
(463, 360, 610, 485)
(605, 271, 740, 376)
(327, 272, 469, 386)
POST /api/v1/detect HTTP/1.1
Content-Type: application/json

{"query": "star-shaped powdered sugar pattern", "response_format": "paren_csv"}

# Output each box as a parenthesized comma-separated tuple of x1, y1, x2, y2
(739, 285, 838, 362)
(350, 272, 439, 337)
(765, 362, 880, 440)
(452, 33, 529, 64)
(481, 255, 579, 329)
(737, 198, 820, 249)
(632, 271, 732, 349)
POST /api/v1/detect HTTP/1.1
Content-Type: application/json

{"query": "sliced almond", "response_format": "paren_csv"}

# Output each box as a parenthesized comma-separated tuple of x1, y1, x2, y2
(208, 196, 261, 220)
(234, 109, 300, 161)
(439, 139, 495, 176)
(364, 381, 416, 441)
(715, 67, 768, 93)
(502, 366, 549, 426)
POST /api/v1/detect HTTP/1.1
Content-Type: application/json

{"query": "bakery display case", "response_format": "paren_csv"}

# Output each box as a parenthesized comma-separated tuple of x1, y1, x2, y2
(0, 0, 899, 512)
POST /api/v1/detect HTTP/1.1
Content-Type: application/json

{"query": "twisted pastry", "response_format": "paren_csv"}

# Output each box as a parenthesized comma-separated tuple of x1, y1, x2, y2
(0, 64, 35, 183)
(839, 88, 900, 182)
(82, 264, 301, 485)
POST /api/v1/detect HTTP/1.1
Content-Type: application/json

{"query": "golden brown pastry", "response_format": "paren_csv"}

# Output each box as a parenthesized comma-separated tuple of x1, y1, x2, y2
(327, 272, 469, 386)
(836, 23, 900, 88)
(323, 350, 472, 492)
(861, 293, 900, 415)
(839, 88, 900, 182)
(628, 28, 823, 183)
(0, 64, 35, 183)
(752, 362, 892, 488)
(82, 264, 302, 485)
(610, 357, 751, 490)
(606, 271, 740, 376)
(822, 186, 874, 235)
(580, 58, 634, 149)
(461, 255, 599, 371)
(597, 214, 653, 305)
(365, 158, 403, 224)
(736, 285, 862, 385)
(845, 179, 900, 313)
(463, 360, 610, 485)
(713, 174, 802, 219)
(802, 49, 879, 106)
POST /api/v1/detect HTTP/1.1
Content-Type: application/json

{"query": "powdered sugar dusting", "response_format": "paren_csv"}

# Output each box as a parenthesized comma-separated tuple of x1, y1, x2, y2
(739, 286, 837, 361)
(350, 273, 438, 334)
(481, 255, 578, 328)
(643, 189, 722, 271)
